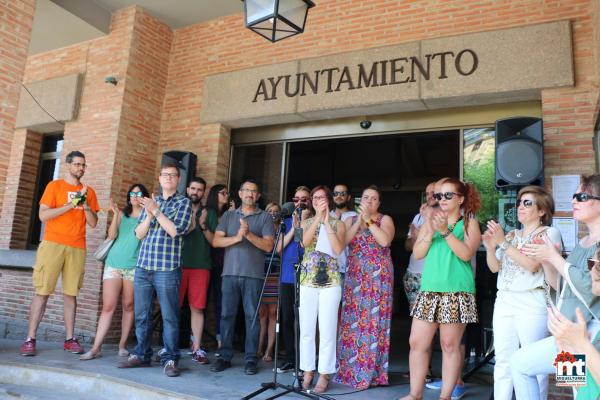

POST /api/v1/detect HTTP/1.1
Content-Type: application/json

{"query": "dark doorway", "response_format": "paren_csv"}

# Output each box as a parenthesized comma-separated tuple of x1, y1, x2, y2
(285, 129, 460, 307)
(284, 129, 461, 376)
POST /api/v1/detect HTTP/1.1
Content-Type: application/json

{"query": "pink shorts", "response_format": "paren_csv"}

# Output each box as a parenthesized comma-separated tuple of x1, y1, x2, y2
(179, 268, 210, 310)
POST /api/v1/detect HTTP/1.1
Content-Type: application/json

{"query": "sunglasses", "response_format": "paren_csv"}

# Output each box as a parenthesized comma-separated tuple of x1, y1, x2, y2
(433, 192, 462, 201)
(129, 191, 143, 197)
(587, 258, 599, 271)
(292, 197, 309, 203)
(516, 199, 536, 208)
(572, 192, 600, 202)
(332, 191, 348, 197)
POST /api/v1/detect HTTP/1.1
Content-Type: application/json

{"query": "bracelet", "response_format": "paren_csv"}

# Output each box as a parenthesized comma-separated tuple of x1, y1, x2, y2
(440, 230, 452, 239)
(153, 209, 161, 218)
(499, 240, 509, 251)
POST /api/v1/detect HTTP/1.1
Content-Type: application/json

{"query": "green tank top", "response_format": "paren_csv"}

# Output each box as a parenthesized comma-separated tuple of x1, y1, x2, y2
(420, 219, 475, 293)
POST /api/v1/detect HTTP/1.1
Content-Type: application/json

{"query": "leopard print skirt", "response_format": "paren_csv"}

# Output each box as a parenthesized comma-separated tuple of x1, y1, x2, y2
(410, 291, 478, 324)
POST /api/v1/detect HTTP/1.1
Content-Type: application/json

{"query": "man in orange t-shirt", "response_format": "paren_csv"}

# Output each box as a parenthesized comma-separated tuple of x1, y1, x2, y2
(20, 151, 100, 357)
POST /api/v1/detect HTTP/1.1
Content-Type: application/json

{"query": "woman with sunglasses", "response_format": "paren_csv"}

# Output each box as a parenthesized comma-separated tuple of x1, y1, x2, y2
(206, 184, 233, 350)
(401, 178, 481, 400)
(336, 185, 395, 389)
(80, 183, 149, 360)
(277, 186, 311, 373)
(482, 186, 561, 399)
(510, 175, 600, 399)
(547, 254, 600, 399)
(299, 185, 346, 393)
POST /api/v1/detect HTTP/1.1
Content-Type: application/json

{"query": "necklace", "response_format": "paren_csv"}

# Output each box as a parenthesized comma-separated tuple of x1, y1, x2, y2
(516, 224, 542, 250)
(447, 216, 463, 232)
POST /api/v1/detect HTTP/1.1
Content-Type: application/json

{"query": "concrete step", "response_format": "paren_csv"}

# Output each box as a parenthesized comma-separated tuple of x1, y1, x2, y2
(0, 383, 102, 400)
(0, 362, 201, 400)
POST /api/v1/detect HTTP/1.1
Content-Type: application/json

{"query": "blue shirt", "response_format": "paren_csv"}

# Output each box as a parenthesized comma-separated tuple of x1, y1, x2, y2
(280, 216, 304, 284)
(137, 193, 192, 272)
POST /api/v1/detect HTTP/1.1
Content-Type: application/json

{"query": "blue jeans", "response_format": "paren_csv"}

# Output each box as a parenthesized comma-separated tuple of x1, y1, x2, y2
(219, 275, 263, 363)
(133, 267, 182, 364)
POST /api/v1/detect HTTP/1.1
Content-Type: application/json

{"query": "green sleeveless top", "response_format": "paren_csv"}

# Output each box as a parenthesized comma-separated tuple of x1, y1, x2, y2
(420, 219, 475, 293)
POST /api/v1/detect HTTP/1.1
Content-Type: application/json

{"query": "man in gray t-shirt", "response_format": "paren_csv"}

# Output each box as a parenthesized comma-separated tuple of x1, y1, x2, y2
(210, 179, 274, 375)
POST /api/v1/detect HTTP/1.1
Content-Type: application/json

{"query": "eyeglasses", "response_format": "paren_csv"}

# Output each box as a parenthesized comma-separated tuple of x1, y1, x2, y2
(587, 258, 599, 271)
(433, 192, 462, 201)
(516, 199, 536, 208)
(572, 192, 600, 202)
(129, 191, 143, 197)
(218, 190, 229, 196)
(240, 188, 258, 194)
(332, 191, 348, 197)
(160, 173, 178, 179)
(312, 195, 327, 201)
(292, 197, 309, 203)
(70, 162, 87, 168)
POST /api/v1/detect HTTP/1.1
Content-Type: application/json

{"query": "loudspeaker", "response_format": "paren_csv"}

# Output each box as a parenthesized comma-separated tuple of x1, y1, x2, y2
(495, 117, 543, 189)
(161, 151, 197, 195)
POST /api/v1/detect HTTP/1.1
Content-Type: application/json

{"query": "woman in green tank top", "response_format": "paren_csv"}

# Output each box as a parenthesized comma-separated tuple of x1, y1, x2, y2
(400, 178, 482, 400)
(80, 183, 148, 361)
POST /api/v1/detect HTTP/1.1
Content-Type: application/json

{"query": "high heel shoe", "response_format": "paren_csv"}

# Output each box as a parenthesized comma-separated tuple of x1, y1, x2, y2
(312, 374, 330, 394)
(302, 371, 314, 390)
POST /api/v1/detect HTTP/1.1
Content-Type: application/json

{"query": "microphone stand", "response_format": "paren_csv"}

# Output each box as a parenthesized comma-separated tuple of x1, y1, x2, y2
(243, 212, 334, 400)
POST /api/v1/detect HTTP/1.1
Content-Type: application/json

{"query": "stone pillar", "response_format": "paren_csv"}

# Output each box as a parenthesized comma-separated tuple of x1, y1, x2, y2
(0, 0, 36, 223)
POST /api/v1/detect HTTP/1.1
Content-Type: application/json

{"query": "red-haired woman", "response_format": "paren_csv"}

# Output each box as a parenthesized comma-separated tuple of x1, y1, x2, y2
(400, 178, 481, 400)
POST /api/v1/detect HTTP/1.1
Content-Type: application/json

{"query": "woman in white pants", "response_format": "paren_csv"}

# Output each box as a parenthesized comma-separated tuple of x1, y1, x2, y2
(513, 175, 600, 399)
(299, 185, 345, 394)
(483, 185, 562, 400)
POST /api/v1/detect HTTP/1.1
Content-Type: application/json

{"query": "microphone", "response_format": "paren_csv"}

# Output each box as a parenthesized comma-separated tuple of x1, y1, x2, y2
(279, 201, 296, 218)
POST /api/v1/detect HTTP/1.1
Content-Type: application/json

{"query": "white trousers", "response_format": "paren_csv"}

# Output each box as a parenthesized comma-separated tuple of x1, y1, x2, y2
(493, 290, 549, 400)
(299, 285, 341, 374)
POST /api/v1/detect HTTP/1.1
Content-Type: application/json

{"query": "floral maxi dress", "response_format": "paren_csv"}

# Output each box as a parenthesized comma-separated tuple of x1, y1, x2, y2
(335, 215, 394, 388)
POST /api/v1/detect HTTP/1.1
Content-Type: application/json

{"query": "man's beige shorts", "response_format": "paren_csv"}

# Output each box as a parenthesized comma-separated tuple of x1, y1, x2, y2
(32, 241, 86, 296)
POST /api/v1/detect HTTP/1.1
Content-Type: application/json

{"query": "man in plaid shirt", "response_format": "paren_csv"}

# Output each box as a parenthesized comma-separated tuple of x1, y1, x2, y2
(118, 162, 192, 377)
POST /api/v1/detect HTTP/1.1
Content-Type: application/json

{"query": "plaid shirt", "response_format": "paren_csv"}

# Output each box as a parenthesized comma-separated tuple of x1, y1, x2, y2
(137, 193, 192, 272)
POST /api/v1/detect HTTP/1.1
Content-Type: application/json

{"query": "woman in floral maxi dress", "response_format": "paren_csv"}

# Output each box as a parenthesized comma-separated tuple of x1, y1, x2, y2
(335, 185, 395, 389)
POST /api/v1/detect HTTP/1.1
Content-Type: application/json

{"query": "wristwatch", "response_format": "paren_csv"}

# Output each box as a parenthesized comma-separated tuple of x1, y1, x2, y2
(200, 224, 207, 231)
(499, 240, 510, 251)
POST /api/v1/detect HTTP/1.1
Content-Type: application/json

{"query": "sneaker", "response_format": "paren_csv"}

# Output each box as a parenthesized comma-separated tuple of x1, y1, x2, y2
(192, 348, 209, 364)
(451, 384, 466, 400)
(118, 354, 151, 368)
(210, 358, 231, 372)
(274, 362, 295, 373)
(153, 347, 166, 363)
(63, 338, 84, 354)
(163, 360, 180, 377)
(425, 380, 466, 400)
(426, 379, 443, 390)
(20, 338, 36, 356)
(244, 361, 258, 375)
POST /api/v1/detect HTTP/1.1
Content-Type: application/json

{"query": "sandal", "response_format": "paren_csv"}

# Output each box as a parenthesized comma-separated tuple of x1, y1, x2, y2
(262, 353, 273, 362)
(302, 371, 314, 390)
(79, 350, 102, 361)
(312, 374, 330, 394)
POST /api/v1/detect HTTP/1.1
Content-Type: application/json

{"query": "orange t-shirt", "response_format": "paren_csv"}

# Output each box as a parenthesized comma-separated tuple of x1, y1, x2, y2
(40, 179, 100, 249)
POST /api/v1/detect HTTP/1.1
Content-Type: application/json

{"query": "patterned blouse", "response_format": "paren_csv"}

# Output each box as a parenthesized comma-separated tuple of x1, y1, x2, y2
(299, 216, 341, 288)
